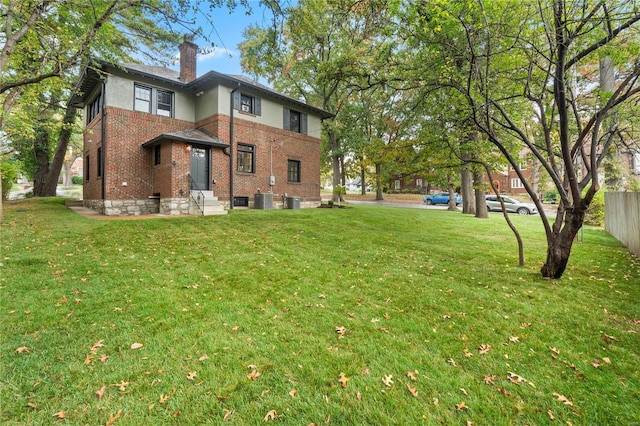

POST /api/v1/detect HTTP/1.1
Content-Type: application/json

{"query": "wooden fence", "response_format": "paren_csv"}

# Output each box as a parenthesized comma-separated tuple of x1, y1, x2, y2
(604, 192, 640, 258)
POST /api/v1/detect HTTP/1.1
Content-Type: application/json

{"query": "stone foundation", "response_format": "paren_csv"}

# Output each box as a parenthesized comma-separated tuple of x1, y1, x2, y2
(160, 197, 191, 215)
(84, 199, 160, 216)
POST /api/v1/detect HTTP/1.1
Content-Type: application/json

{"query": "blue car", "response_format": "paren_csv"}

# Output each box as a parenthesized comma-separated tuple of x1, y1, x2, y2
(423, 192, 462, 206)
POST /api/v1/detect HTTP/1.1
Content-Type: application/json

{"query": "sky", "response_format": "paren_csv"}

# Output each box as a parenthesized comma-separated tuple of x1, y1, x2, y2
(169, 2, 280, 78)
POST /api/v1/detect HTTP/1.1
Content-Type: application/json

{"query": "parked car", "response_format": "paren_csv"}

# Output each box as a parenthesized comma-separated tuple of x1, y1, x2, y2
(423, 192, 462, 205)
(486, 195, 538, 215)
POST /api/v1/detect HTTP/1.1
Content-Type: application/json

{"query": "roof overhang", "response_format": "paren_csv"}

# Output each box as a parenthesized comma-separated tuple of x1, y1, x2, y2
(142, 129, 229, 149)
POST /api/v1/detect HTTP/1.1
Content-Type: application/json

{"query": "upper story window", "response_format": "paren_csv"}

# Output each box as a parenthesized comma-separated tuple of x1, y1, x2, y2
(134, 84, 173, 117)
(87, 92, 102, 123)
(233, 92, 261, 115)
(237, 143, 255, 173)
(283, 107, 307, 134)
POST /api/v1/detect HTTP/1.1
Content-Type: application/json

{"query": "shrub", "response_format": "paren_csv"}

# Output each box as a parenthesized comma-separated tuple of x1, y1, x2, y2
(72, 175, 83, 185)
(1, 160, 20, 200)
(542, 190, 558, 203)
(584, 189, 605, 227)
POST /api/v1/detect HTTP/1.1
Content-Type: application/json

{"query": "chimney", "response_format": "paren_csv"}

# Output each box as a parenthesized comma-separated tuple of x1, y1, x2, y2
(179, 34, 197, 83)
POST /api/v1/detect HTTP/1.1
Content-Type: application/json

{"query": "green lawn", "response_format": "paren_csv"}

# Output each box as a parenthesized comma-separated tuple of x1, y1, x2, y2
(1, 198, 638, 425)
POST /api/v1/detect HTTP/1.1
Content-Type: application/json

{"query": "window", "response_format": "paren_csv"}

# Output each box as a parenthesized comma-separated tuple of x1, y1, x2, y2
(288, 160, 301, 182)
(234, 197, 249, 207)
(85, 155, 90, 181)
(87, 92, 102, 123)
(233, 92, 261, 115)
(283, 107, 307, 134)
(416, 178, 423, 188)
(154, 145, 161, 165)
(511, 178, 524, 189)
(134, 84, 173, 117)
(97, 147, 102, 177)
(156, 90, 173, 117)
(134, 85, 151, 113)
(395, 180, 401, 190)
(237, 144, 255, 173)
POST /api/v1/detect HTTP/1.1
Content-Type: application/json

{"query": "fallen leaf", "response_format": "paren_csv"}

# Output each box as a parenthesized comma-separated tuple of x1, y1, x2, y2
(15, 346, 31, 354)
(497, 387, 511, 396)
(289, 389, 297, 398)
(130, 342, 143, 350)
(264, 409, 277, 421)
(84, 354, 95, 364)
(247, 370, 262, 380)
(407, 384, 418, 397)
(547, 410, 555, 421)
(96, 385, 106, 401)
(338, 372, 350, 388)
(463, 348, 473, 358)
(223, 408, 234, 421)
(478, 344, 492, 355)
(100, 353, 108, 363)
(520, 322, 532, 328)
(173, 410, 180, 419)
(347, 312, 355, 318)
(455, 401, 467, 411)
(53, 410, 66, 419)
(433, 397, 439, 405)
(105, 410, 122, 426)
(261, 389, 270, 397)
(550, 347, 560, 355)
(484, 375, 497, 385)
(508, 336, 520, 343)
(187, 371, 197, 381)
(159, 394, 170, 404)
(592, 359, 602, 368)
(382, 375, 393, 387)
(90, 340, 104, 352)
(112, 381, 129, 391)
(460, 387, 468, 396)
(552, 392, 574, 406)
(199, 354, 209, 362)
(407, 370, 418, 381)
(356, 391, 362, 401)
(603, 357, 611, 364)
(335, 326, 346, 339)
(447, 358, 457, 367)
(27, 402, 37, 409)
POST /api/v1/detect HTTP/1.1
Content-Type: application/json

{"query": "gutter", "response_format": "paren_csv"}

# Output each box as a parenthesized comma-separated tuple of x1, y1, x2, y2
(100, 81, 106, 201)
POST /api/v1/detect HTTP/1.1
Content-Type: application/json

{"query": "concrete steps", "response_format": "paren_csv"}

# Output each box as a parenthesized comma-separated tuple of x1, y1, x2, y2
(190, 190, 227, 216)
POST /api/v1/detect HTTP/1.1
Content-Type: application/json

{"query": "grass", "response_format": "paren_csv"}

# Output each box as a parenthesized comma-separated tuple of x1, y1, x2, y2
(1, 197, 639, 425)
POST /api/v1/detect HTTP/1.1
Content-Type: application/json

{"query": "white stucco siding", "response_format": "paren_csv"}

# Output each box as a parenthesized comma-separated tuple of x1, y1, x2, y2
(194, 87, 218, 122)
(217, 83, 323, 138)
(104, 72, 194, 122)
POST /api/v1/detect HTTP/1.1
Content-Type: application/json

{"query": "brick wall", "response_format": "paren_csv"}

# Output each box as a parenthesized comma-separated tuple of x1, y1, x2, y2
(197, 114, 321, 203)
(103, 107, 193, 200)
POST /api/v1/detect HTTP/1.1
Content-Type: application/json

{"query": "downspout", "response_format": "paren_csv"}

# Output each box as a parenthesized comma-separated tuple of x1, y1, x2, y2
(229, 83, 240, 209)
(100, 81, 106, 201)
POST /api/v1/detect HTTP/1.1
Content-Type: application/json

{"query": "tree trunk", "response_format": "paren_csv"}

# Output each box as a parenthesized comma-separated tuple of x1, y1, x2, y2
(40, 105, 78, 196)
(447, 176, 457, 211)
(375, 163, 383, 201)
(541, 208, 585, 278)
(32, 127, 51, 196)
(473, 166, 487, 218)
(360, 164, 366, 195)
(62, 161, 73, 187)
(460, 167, 474, 214)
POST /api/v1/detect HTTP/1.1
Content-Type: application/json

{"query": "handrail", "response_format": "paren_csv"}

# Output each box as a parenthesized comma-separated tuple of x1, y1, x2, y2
(187, 174, 205, 215)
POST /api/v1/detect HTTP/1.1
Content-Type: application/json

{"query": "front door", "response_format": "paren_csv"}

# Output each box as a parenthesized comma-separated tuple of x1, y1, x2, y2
(190, 147, 209, 190)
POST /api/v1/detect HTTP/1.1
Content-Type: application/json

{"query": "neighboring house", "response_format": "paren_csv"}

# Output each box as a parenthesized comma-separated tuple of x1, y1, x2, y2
(388, 175, 430, 193)
(70, 36, 332, 216)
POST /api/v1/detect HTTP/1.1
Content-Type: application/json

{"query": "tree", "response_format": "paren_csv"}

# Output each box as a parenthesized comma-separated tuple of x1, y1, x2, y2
(239, 0, 398, 201)
(402, 0, 640, 278)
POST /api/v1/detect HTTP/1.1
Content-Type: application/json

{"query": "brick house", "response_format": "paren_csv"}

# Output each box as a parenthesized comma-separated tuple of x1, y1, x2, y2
(70, 36, 332, 216)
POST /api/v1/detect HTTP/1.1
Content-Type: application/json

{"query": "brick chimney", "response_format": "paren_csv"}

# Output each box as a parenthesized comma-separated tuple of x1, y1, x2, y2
(179, 34, 197, 83)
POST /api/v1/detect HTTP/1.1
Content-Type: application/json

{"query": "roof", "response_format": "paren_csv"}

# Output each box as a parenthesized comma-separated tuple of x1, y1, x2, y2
(142, 129, 229, 149)
(70, 60, 334, 119)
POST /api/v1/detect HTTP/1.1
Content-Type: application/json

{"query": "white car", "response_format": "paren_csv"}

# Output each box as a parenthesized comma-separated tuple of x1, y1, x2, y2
(486, 195, 538, 215)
